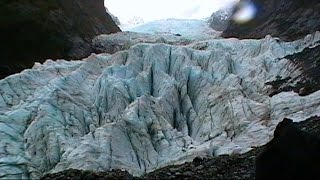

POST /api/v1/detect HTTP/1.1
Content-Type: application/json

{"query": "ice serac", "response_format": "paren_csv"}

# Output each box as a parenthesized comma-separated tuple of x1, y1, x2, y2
(0, 32, 320, 178)
(93, 31, 205, 55)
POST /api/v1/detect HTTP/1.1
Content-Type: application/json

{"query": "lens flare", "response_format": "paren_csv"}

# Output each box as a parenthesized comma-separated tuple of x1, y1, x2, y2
(232, 1, 257, 24)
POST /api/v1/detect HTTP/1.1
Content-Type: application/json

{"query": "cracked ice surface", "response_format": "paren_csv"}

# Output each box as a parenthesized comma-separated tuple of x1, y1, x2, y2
(0, 32, 320, 178)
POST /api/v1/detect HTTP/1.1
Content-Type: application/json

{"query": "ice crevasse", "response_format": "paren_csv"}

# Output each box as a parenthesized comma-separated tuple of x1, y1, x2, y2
(0, 31, 320, 178)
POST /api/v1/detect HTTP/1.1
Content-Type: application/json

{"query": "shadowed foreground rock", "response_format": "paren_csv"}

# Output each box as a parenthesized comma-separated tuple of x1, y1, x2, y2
(0, 0, 120, 79)
(256, 117, 320, 180)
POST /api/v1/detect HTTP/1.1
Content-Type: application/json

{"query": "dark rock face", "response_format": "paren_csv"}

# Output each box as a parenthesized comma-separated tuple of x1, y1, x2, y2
(0, 0, 120, 79)
(256, 118, 320, 180)
(266, 44, 320, 96)
(222, 0, 320, 41)
(285, 44, 320, 95)
(106, 7, 121, 25)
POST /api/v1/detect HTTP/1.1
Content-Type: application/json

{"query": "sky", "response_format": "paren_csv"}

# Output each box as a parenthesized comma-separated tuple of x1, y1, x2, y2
(105, 0, 239, 24)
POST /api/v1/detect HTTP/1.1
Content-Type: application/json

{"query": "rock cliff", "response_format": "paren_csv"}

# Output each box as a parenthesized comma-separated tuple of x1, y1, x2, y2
(221, 0, 320, 41)
(208, 7, 233, 32)
(0, 0, 120, 79)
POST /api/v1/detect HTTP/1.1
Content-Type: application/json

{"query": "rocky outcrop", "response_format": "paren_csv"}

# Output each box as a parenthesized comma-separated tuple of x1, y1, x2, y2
(264, 33, 320, 96)
(221, 0, 320, 41)
(208, 7, 233, 32)
(0, 0, 120, 79)
(284, 43, 320, 95)
(1, 31, 320, 178)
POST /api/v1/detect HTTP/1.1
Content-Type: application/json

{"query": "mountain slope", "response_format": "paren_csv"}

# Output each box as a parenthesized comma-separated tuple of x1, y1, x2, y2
(208, 7, 233, 31)
(0, 0, 120, 79)
(221, 0, 320, 41)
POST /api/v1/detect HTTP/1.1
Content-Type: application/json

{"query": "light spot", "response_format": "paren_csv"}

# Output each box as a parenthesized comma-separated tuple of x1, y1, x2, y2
(232, 1, 257, 24)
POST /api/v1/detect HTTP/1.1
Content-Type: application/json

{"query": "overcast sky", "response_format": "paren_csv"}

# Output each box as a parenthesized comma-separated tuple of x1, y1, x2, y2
(105, 0, 238, 24)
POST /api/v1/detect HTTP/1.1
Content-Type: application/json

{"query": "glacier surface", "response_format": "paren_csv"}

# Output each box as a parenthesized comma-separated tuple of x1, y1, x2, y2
(0, 31, 320, 178)
(125, 19, 220, 39)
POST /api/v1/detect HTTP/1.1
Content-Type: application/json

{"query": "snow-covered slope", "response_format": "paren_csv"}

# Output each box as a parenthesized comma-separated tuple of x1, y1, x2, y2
(119, 16, 145, 30)
(124, 19, 220, 40)
(208, 7, 234, 31)
(1, 29, 320, 178)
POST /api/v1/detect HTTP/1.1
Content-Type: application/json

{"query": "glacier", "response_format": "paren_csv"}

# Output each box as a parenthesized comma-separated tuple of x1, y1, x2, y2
(0, 31, 320, 179)
(124, 19, 220, 39)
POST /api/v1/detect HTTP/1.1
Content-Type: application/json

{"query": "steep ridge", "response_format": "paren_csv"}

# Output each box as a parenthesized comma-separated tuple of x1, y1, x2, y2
(0, 31, 320, 178)
(221, 0, 320, 41)
(208, 7, 233, 32)
(0, 0, 120, 79)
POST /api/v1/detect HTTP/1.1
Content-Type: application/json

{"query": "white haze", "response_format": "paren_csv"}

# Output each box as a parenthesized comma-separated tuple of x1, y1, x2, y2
(105, 0, 239, 24)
